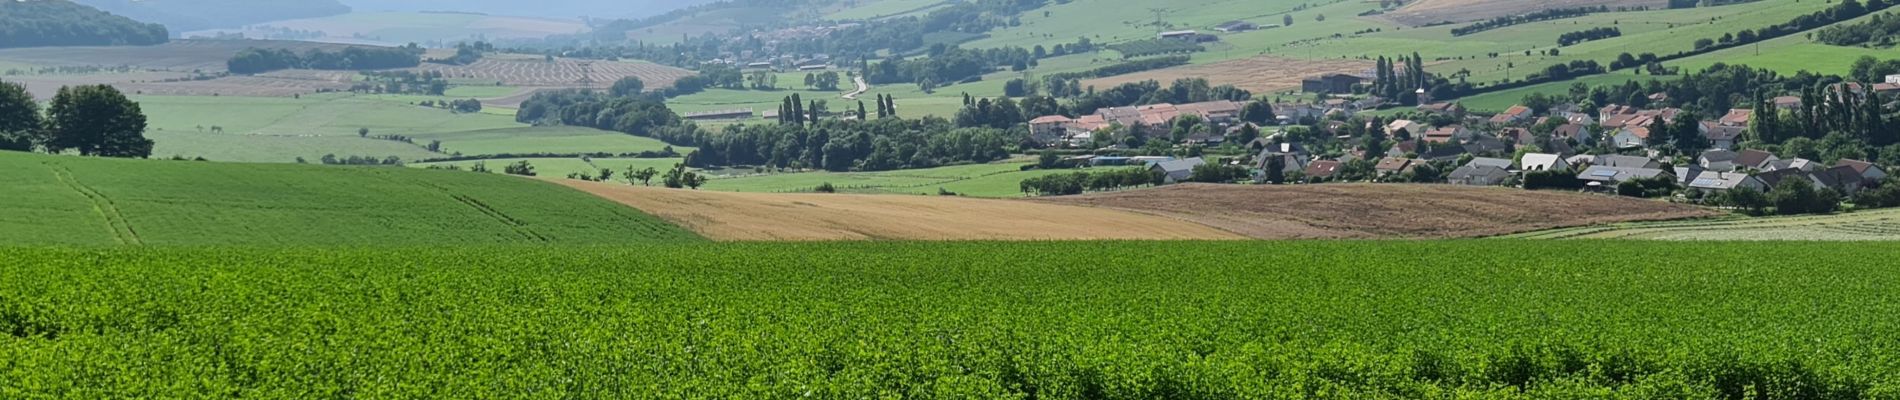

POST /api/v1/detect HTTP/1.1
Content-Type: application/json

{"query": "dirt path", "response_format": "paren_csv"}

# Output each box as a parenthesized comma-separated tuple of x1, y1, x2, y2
(557, 181, 1243, 241)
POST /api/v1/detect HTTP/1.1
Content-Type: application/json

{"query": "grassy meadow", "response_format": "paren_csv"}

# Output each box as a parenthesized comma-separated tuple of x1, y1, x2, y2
(133, 94, 678, 163)
(0, 151, 698, 245)
(411, 157, 687, 179)
(5, 241, 1899, 396)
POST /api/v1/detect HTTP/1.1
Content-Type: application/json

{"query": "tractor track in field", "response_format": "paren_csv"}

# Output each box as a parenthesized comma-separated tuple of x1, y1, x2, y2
(448, 194, 550, 242)
(46, 163, 143, 245)
(390, 171, 549, 242)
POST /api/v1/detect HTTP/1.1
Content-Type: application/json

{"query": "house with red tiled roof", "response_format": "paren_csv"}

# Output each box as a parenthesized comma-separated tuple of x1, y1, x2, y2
(1719, 109, 1752, 127)
(1489, 105, 1534, 124)
(1612, 126, 1650, 149)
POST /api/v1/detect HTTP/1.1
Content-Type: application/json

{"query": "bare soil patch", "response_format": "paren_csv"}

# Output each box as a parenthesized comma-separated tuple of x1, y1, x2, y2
(1031, 183, 1718, 239)
(560, 181, 1243, 241)
(1083, 56, 1373, 94)
(1381, 0, 1668, 26)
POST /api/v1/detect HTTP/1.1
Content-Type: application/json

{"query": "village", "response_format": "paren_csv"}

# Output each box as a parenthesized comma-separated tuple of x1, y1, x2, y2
(1022, 72, 1900, 211)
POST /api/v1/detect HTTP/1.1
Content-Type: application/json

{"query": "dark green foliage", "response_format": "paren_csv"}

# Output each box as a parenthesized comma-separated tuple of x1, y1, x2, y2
(814, 182, 837, 193)
(1557, 27, 1621, 46)
(1188, 163, 1248, 183)
(1769, 178, 1842, 215)
(502, 160, 536, 176)
(1106, 38, 1205, 59)
(43, 85, 151, 158)
(1616, 176, 1679, 198)
(1019, 168, 1163, 195)
(227, 45, 425, 74)
(1522, 170, 1585, 190)
(609, 77, 646, 97)
(0, 80, 40, 151)
(0, 0, 167, 48)
(1451, 7, 1607, 36)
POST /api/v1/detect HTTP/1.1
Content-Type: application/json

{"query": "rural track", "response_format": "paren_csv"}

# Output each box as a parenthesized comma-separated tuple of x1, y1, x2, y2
(46, 163, 143, 245)
(842, 76, 869, 100)
(389, 171, 550, 242)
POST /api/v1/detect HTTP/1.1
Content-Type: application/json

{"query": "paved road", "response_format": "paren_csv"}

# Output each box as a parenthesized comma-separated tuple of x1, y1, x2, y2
(842, 76, 869, 100)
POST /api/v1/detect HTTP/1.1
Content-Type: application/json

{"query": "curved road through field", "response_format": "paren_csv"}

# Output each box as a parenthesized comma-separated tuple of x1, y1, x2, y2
(842, 76, 869, 100)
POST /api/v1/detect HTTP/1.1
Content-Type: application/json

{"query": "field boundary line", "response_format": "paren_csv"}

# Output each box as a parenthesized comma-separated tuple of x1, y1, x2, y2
(46, 163, 143, 245)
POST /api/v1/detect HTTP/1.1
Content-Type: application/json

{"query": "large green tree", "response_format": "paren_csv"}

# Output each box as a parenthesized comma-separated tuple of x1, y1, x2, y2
(0, 80, 41, 151)
(44, 85, 153, 158)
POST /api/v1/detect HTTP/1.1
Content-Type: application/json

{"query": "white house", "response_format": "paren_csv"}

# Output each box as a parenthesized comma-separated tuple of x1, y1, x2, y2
(1520, 153, 1570, 172)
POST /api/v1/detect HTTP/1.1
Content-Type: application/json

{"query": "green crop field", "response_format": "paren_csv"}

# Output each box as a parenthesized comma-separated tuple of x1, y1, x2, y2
(134, 94, 675, 163)
(1506, 208, 1900, 241)
(4, 241, 1898, 397)
(403, 126, 686, 157)
(826, 0, 950, 20)
(1667, 11, 1900, 77)
(0, 151, 698, 246)
(411, 157, 687, 179)
(1456, 72, 1672, 113)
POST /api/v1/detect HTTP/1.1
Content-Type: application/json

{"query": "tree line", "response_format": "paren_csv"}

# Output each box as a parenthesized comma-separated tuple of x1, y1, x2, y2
(0, 81, 153, 158)
(1019, 168, 1166, 196)
(0, 0, 167, 48)
(227, 45, 426, 74)
(1449, 7, 1608, 36)
(1817, 11, 1900, 47)
(1557, 27, 1622, 46)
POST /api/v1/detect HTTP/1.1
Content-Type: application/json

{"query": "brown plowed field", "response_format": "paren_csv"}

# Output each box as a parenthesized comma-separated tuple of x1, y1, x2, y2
(1380, 0, 1668, 26)
(1031, 183, 1718, 239)
(1083, 56, 1374, 94)
(558, 180, 1244, 241)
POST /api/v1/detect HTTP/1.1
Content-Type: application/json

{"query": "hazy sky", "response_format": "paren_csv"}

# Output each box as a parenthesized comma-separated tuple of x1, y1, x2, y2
(338, 0, 721, 19)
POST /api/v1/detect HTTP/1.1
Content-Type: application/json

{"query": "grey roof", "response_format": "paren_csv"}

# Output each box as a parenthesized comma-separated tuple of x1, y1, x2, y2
(1596, 155, 1659, 168)
(1577, 166, 1671, 183)
(1449, 165, 1511, 184)
(1768, 158, 1816, 172)
(1465, 157, 1514, 170)
(1687, 171, 1757, 190)
(1152, 158, 1206, 174)
(1734, 150, 1777, 169)
(1699, 149, 1739, 163)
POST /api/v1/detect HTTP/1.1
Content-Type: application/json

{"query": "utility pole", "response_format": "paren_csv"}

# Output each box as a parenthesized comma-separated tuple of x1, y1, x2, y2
(1149, 8, 1167, 32)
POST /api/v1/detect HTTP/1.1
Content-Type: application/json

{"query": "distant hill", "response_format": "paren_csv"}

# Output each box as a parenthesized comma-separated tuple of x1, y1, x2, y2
(0, 0, 168, 48)
(70, 0, 351, 32)
(336, 0, 721, 20)
(0, 151, 701, 245)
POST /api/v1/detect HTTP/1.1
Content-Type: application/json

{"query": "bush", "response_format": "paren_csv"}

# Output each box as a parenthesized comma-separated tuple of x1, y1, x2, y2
(1616, 176, 1678, 198)
(815, 182, 837, 193)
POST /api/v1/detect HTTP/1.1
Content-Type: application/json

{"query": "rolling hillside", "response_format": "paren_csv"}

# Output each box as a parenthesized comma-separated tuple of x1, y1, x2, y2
(0, 0, 168, 48)
(0, 151, 699, 245)
(72, 0, 351, 32)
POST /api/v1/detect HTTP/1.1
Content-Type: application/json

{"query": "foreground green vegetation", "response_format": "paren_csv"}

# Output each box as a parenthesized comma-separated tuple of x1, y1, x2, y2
(0, 151, 697, 245)
(4, 241, 1897, 397)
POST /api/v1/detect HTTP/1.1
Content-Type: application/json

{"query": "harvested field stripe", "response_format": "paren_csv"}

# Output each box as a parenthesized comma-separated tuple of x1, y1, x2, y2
(559, 180, 1242, 241)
